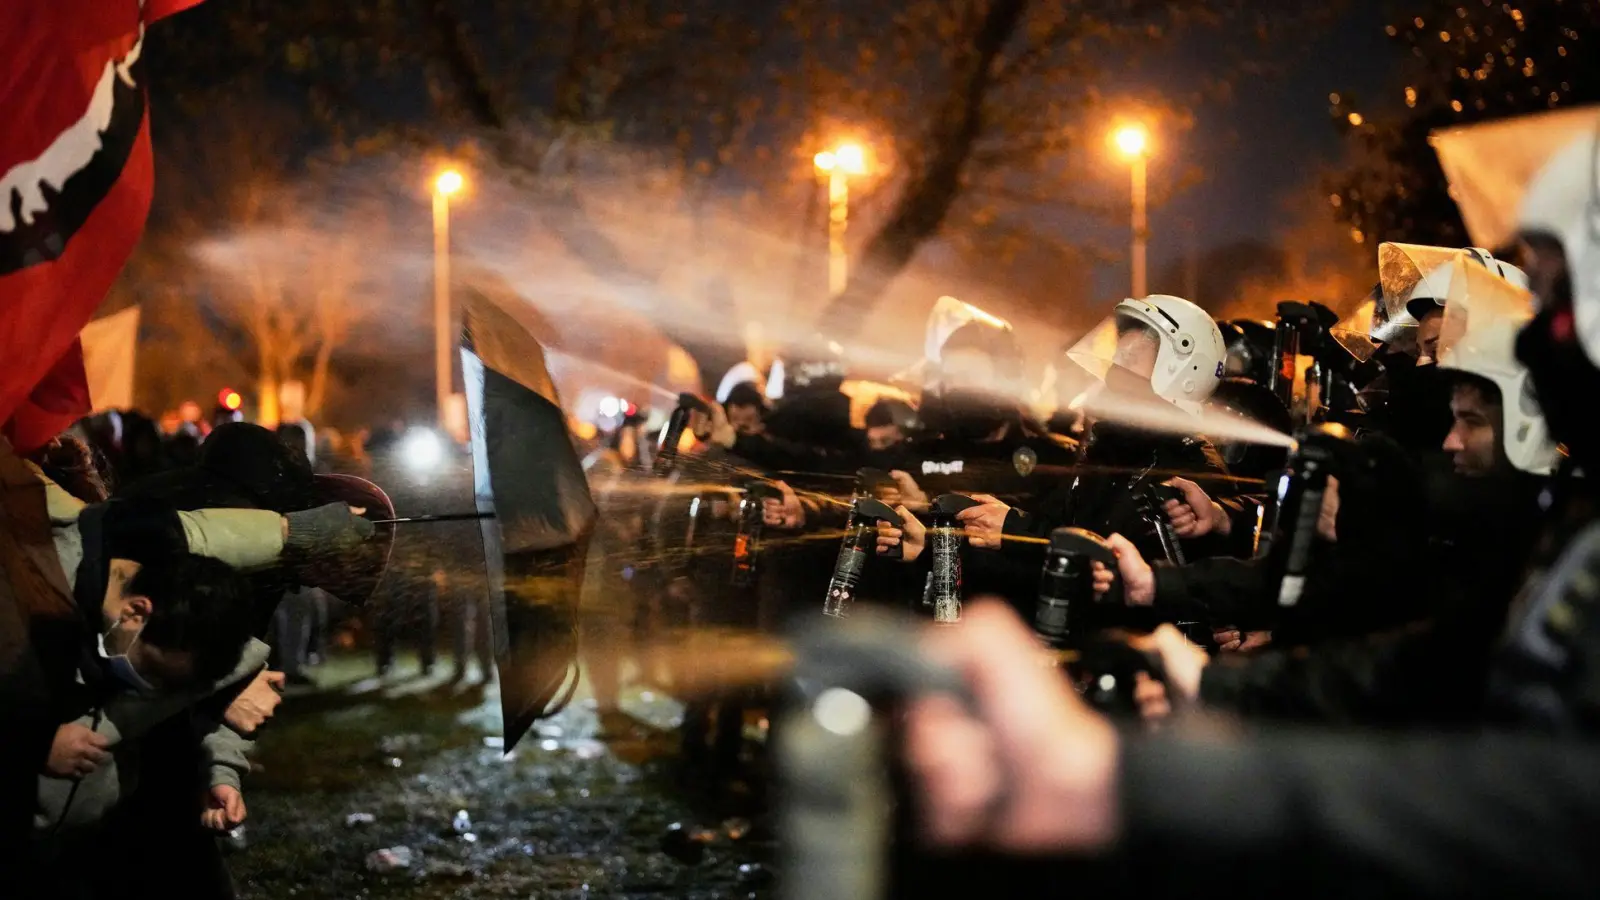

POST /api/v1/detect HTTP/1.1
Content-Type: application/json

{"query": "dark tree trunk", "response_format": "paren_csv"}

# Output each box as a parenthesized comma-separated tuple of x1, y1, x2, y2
(815, 0, 1029, 340)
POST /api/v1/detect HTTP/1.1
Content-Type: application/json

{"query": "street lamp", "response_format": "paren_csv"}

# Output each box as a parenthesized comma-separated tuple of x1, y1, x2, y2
(432, 168, 464, 428)
(1113, 124, 1151, 299)
(814, 142, 868, 298)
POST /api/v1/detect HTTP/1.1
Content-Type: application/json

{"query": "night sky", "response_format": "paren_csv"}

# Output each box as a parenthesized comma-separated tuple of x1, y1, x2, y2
(1090, 0, 1399, 298)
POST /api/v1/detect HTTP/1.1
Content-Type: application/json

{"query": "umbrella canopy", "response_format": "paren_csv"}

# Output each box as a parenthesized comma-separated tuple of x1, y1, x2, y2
(460, 287, 598, 749)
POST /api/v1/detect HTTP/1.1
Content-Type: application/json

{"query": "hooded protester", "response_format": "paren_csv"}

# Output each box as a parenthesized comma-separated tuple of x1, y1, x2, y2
(24, 479, 273, 893)
(117, 422, 393, 629)
(89, 423, 385, 900)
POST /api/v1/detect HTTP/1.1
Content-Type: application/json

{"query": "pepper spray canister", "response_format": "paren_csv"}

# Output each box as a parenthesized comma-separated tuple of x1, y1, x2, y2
(652, 393, 711, 477)
(926, 494, 982, 625)
(732, 481, 783, 587)
(1035, 527, 1121, 647)
(823, 498, 901, 618)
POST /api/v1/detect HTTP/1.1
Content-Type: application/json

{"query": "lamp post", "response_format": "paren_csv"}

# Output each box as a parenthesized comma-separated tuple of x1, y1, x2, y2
(813, 143, 867, 298)
(432, 169, 463, 427)
(1113, 125, 1150, 299)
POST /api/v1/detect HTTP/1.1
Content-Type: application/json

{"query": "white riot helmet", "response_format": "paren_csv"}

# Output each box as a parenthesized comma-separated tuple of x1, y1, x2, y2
(1113, 294, 1225, 412)
(1435, 255, 1557, 474)
(1375, 244, 1530, 348)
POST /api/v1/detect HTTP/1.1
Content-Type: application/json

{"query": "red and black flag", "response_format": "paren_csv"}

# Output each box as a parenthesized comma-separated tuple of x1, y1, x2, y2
(1, 0, 204, 454)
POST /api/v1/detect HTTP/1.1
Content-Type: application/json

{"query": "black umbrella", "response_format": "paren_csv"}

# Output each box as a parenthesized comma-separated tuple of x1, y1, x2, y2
(460, 290, 598, 749)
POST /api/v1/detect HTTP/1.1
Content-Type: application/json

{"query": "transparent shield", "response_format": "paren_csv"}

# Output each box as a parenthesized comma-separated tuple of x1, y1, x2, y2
(1436, 257, 1537, 365)
(1332, 298, 1381, 362)
(1063, 315, 1122, 388)
(925, 295, 1012, 364)
(1058, 305, 1180, 423)
(1376, 242, 1467, 344)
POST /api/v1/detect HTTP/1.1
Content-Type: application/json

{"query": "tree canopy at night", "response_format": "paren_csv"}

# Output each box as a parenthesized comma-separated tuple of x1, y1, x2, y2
(1328, 0, 1600, 249)
(143, 0, 1321, 347)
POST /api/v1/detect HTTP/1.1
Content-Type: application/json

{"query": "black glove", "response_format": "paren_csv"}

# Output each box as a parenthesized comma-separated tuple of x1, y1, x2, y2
(284, 503, 375, 552)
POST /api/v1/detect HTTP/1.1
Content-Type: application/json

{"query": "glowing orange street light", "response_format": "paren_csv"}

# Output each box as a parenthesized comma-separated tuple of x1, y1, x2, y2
(1111, 124, 1152, 298)
(1113, 125, 1149, 159)
(218, 388, 242, 411)
(814, 142, 870, 296)
(432, 168, 466, 426)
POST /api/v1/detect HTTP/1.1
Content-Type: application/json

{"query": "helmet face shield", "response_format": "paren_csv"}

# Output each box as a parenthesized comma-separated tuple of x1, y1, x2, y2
(1059, 295, 1223, 417)
(1334, 298, 1383, 362)
(1377, 242, 1465, 345)
(1437, 258, 1537, 365)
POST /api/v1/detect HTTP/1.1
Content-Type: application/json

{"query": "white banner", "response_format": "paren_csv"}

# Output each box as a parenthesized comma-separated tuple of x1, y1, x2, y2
(79, 306, 140, 414)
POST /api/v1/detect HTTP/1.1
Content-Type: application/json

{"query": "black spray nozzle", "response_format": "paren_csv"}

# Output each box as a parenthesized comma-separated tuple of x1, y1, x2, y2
(733, 481, 782, 587)
(1276, 302, 1385, 389)
(1036, 527, 1122, 644)
(853, 497, 900, 523)
(1143, 482, 1184, 507)
(1276, 300, 1338, 336)
(777, 610, 976, 900)
(853, 497, 904, 565)
(652, 394, 712, 476)
(823, 498, 907, 618)
(677, 392, 712, 415)
(1138, 483, 1189, 565)
(743, 480, 784, 501)
(1265, 422, 1358, 606)
(1291, 421, 1359, 464)
(1048, 527, 1117, 567)
(931, 494, 983, 518)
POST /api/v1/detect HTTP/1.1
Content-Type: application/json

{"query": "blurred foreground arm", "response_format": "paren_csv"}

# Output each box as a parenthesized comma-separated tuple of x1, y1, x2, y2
(904, 601, 1600, 899)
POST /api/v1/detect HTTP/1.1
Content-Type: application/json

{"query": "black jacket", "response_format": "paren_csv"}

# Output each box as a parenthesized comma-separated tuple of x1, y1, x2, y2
(1001, 424, 1243, 633)
(885, 424, 1079, 616)
(1150, 432, 1435, 644)
(1194, 471, 1548, 725)
(1119, 730, 1600, 899)
(1002, 424, 1239, 563)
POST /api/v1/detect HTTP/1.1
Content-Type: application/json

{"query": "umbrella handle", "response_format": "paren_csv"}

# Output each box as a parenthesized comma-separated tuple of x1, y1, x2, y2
(370, 512, 498, 525)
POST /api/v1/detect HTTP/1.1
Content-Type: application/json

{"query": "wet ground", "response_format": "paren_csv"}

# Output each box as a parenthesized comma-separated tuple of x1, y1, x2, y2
(229, 655, 773, 900)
